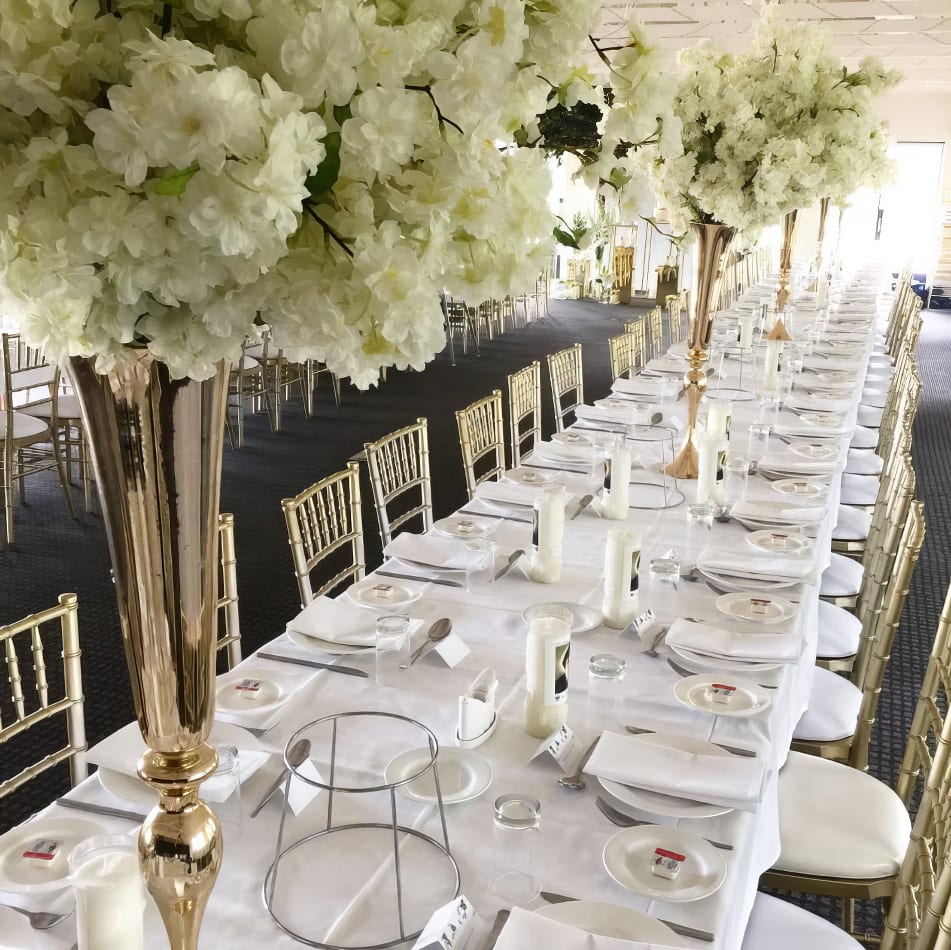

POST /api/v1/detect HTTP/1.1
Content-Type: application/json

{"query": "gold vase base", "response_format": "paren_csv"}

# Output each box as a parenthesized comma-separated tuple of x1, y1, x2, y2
(664, 441, 699, 479)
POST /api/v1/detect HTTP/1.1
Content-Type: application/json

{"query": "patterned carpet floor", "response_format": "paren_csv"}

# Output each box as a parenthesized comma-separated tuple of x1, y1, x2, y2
(1, 296, 948, 945)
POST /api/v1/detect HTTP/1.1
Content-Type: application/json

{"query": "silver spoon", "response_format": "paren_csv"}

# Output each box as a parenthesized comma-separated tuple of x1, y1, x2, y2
(250, 738, 311, 818)
(410, 618, 452, 665)
(3, 904, 74, 930)
(494, 548, 525, 581)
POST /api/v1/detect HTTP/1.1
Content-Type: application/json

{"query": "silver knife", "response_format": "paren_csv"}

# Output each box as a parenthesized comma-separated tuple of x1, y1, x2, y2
(457, 508, 533, 525)
(626, 722, 758, 757)
(257, 652, 368, 677)
(523, 460, 591, 475)
(539, 893, 713, 943)
(375, 569, 465, 589)
(483, 909, 510, 950)
(571, 493, 594, 520)
(57, 797, 148, 822)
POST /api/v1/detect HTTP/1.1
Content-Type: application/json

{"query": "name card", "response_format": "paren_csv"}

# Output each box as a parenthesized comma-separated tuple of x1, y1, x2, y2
(286, 758, 324, 816)
(530, 724, 585, 774)
(433, 633, 471, 668)
(412, 895, 479, 950)
(629, 608, 657, 638)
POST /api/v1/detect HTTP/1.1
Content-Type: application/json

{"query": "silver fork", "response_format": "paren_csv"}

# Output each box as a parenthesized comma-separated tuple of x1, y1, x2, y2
(596, 797, 733, 851)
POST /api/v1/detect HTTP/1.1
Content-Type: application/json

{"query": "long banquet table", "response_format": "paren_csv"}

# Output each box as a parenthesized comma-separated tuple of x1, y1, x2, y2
(0, 269, 891, 950)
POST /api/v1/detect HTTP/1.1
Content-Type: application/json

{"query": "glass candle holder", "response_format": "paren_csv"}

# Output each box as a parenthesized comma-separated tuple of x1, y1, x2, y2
(375, 614, 410, 686)
(491, 794, 541, 902)
(586, 654, 627, 729)
(747, 423, 771, 467)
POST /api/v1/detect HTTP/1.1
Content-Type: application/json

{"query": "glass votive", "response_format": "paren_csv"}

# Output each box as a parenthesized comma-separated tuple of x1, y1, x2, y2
(465, 538, 497, 590)
(747, 422, 771, 465)
(69, 835, 145, 950)
(375, 614, 410, 686)
(649, 554, 681, 589)
(206, 744, 242, 844)
(687, 501, 716, 530)
(757, 395, 781, 427)
(721, 456, 750, 510)
(587, 654, 627, 729)
(491, 794, 541, 902)
(784, 353, 804, 376)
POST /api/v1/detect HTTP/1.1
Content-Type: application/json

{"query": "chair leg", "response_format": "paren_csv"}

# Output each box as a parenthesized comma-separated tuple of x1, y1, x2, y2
(50, 428, 76, 519)
(332, 373, 341, 406)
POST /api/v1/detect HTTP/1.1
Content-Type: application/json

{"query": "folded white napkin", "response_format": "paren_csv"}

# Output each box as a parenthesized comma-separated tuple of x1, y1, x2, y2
(534, 440, 593, 464)
(697, 548, 814, 583)
(784, 393, 852, 414)
(575, 404, 635, 425)
(384, 532, 484, 571)
(730, 501, 824, 525)
(475, 480, 546, 507)
(774, 417, 851, 438)
(494, 907, 673, 950)
(644, 356, 689, 375)
(611, 377, 662, 399)
(802, 355, 862, 372)
(584, 730, 767, 812)
(666, 618, 801, 664)
(757, 453, 837, 475)
(286, 595, 378, 645)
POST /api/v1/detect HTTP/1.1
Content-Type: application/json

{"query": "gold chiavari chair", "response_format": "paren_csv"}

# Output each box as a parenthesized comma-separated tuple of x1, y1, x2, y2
(608, 332, 641, 381)
(281, 463, 365, 606)
(306, 360, 341, 412)
(535, 268, 550, 319)
(216, 513, 242, 671)
(760, 504, 928, 939)
(0, 593, 86, 797)
(507, 362, 541, 468)
(456, 390, 505, 500)
(546, 344, 584, 433)
(646, 305, 664, 360)
(245, 328, 310, 433)
(793, 499, 925, 771)
(665, 294, 684, 346)
(1, 333, 74, 546)
(364, 418, 433, 547)
(475, 299, 502, 343)
(227, 337, 271, 449)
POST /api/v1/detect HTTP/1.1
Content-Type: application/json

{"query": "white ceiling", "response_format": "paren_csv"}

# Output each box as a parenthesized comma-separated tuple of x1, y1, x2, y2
(596, 0, 951, 92)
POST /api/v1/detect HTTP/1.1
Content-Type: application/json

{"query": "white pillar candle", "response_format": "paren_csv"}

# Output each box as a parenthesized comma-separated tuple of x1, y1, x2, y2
(707, 403, 731, 438)
(696, 432, 719, 504)
(73, 850, 145, 950)
(601, 441, 632, 520)
(737, 313, 755, 350)
(601, 528, 641, 630)
(524, 613, 571, 737)
(817, 275, 829, 309)
(528, 485, 566, 583)
(762, 338, 783, 392)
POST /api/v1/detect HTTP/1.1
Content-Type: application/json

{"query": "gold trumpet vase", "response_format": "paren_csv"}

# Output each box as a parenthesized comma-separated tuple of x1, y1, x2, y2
(664, 221, 736, 479)
(69, 352, 229, 950)
(775, 209, 801, 318)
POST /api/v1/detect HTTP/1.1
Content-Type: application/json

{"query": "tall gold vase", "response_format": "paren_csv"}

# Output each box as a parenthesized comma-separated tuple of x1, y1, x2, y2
(664, 221, 736, 478)
(775, 209, 800, 316)
(811, 197, 830, 290)
(69, 352, 229, 950)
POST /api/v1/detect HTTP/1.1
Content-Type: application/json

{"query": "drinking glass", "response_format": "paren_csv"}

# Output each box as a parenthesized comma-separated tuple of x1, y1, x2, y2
(491, 794, 541, 902)
(649, 553, 681, 589)
(659, 377, 680, 404)
(375, 615, 410, 686)
(747, 423, 771, 468)
(721, 456, 749, 510)
(687, 501, 716, 530)
(465, 538, 497, 590)
(757, 394, 781, 428)
(587, 654, 627, 729)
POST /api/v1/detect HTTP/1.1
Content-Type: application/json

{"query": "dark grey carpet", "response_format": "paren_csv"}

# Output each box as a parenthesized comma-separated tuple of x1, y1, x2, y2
(1, 297, 946, 945)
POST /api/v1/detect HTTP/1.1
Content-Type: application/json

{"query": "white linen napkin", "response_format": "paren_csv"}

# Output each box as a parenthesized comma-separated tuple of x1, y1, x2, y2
(729, 502, 824, 526)
(757, 453, 837, 475)
(286, 595, 379, 645)
(697, 548, 815, 584)
(584, 730, 768, 812)
(783, 393, 853, 414)
(774, 417, 852, 438)
(493, 907, 680, 950)
(611, 377, 662, 399)
(575, 404, 636, 425)
(384, 532, 484, 571)
(534, 440, 594, 464)
(666, 618, 801, 664)
(475, 480, 547, 507)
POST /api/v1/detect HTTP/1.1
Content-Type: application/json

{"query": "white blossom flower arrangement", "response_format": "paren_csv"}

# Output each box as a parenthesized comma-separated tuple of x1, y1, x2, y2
(0, 0, 603, 385)
(630, 9, 899, 237)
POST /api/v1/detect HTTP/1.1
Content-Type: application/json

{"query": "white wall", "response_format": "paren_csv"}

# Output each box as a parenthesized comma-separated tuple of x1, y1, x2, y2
(876, 89, 951, 196)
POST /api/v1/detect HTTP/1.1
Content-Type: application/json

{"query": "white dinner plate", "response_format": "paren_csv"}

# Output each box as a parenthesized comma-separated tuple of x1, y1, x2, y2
(0, 818, 101, 893)
(705, 387, 754, 402)
(598, 733, 731, 819)
(535, 902, 686, 946)
(770, 477, 829, 499)
(594, 397, 637, 413)
(384, 748, 492, 805)
(786, 442, 839, 461)
(697, 563, 798, 592)
(669, 642, 784, 674)
(287, 626, 372, 656)
(506, 467, 556, 487)
(98, 723, 263, 809)
(715, 591, 797, 624)
(521, 602, 600, 634)
(216, 676, 287, 715)
(347, 577, 423, 610)
(817, 371, 856, 384)
(797, 412, 847, 430)
(553, 430, 592, 447)
(431, 516, 494, 540)
(674, 674, 773, 718)
(603, 826, 728, 902)
(745, 530, 814, 556)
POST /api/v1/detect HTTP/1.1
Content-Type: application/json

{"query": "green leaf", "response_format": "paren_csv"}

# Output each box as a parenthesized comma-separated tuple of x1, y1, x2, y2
(148, 164, 199, 196)
(306, 132, 341, 198)
(553, 226, 580, 249)
(332, 104, 352, 127)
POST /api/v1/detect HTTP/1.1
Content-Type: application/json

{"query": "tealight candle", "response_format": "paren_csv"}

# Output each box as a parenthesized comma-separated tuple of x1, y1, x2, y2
(762, 338, 783, 392)
(737, 313, 755, 350)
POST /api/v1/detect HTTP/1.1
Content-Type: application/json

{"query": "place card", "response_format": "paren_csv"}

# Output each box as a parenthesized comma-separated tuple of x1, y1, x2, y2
(412, 895, 479, 950)
(629, 607, 657, 638)
(431, 633, 471, 668)
(282, 758, 324, 816)
(529, 724, 585, 774)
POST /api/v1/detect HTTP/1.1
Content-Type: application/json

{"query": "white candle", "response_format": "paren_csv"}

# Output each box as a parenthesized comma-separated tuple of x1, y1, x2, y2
(707, 403, 731, 437)
(737, 313, 755, 350)
(763, 338, 783, 391)
(524, 614, 571, 737)
(528, 485, 566, 583)
(601, 441, 632, 520)
(696, 432, 719, 504)
(74, 850, 145, 950)
(817, 275, 829, 309)
(601, 528, 641, 629)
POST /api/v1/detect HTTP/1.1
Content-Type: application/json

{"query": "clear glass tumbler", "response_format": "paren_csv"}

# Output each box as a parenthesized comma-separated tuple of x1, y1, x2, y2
(491, 794, 541, 902)
(747, 422, 771, 468)
(465, 538, 497, 590)
(720, 456, 750, 510)
(587, 654, 627, 729)
(375, 614, 410, 686)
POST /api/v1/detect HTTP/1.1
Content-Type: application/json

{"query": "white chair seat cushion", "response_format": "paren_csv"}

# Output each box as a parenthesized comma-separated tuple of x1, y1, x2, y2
(861, 389, 888, 409)
(816, 600, 862, 659)
(868, 353, 894, 367)
(838, 472, 880, 506)
(844, 449, 882, 476)
(820, 552, 863, 598)
(0, 410, 48, 440)
(832, 503, 871, 542)
(21, 394, 82, 420)
(742, 893, 863, 950)
(774, 752, 909, 878)
(857, 404, 884, 428)
(794, 666, 861, 741)
(849, 425, 878, 450)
